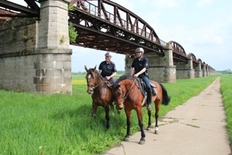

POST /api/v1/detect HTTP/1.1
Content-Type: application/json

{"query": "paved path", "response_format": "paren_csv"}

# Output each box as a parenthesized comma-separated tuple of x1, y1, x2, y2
(103, 77, 231, 155)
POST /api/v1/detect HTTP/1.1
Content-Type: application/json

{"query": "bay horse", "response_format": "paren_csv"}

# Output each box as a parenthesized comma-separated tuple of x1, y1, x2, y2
(112, 75, 170, 144)
(84, 65, 114, 129)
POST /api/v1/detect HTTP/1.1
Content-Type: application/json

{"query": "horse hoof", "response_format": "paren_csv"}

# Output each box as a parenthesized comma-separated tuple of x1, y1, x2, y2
(106, 125, 110, 130)
(117, 109, 122, 114)
(105, 127, 110, 131)
(92, 114, 96, 118)
(154, 127, 159, 134)
(123, 137, 130, 141)
(138, 139, 145, 145)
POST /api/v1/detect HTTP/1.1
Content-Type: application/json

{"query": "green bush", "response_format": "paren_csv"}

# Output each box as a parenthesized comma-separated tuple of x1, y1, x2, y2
(69, 23, 78, 43)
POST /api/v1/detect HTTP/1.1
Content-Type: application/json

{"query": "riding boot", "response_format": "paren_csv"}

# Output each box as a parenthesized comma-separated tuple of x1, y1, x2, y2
(147, 88, 152, 110)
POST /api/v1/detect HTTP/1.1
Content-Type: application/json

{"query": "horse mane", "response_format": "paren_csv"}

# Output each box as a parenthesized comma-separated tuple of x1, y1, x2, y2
(113, 75, 135, 90)
(88, 68, 105, 81)
(115, 75, 134, 83)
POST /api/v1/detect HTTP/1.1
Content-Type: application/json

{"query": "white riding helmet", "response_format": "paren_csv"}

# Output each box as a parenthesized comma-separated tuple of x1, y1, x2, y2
(135, 47, 144, 53)
(105, 52, 112, 57)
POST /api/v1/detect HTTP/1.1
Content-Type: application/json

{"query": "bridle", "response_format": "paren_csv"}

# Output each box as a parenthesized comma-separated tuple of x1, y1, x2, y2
(119, 78, 136, 101)
(86, 73, 99, 90)
(86, 70, 104, 90)
(87, 83, 99, 90)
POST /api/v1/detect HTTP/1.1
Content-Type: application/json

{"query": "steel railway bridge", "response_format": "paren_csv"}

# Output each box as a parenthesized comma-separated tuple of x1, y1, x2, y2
(0, 0, 215, 70)
(0, 0, 216, 94)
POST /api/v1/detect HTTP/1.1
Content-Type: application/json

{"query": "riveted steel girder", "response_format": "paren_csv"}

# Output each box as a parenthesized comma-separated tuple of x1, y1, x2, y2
(69, 0, 165, 56)
(0, 0, 39, 17)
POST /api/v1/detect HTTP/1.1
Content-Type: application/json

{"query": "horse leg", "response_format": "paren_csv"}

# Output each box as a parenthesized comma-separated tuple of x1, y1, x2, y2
(104, 106, 110, 129)
(109, 102, 115, 116)
(154, 101, 160, 134)
(136, 108, 146, 145)
(146, 109, 152, 130)
(92, 102, 97, 118)
(123, 110, 131, 141)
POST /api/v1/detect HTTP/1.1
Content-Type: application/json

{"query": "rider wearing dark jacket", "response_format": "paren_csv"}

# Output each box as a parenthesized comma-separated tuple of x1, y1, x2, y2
(99, 52, 117, 84)
(131, 47, 152, 110)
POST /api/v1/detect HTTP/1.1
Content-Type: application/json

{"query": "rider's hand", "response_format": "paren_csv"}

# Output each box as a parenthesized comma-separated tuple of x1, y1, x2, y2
(106, 76, 111, 80)
(133, 74, 138, 78)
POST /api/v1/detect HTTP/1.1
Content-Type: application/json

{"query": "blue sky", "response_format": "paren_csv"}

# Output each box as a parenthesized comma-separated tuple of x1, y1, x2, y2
(12, 0, 232, 71)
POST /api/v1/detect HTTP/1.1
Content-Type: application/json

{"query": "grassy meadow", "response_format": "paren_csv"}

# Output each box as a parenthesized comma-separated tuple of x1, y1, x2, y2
(220, 74, 232, 144)
(1, 74, 231, 155)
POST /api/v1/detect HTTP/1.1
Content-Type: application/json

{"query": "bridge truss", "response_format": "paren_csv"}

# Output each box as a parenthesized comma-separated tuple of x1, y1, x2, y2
(0, 0, 215, 70)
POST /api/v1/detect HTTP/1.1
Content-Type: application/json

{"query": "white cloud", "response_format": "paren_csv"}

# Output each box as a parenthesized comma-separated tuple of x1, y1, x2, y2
(113, 0, 135, 11)
(196, 0, 212, 7)
(152, 0, 181, 8)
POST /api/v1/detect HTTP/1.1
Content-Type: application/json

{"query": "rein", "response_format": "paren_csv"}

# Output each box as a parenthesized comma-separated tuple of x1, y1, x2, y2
(123, 78, 136, 100)
(87, 83, 99, 89)
(87, 70, 106, 90)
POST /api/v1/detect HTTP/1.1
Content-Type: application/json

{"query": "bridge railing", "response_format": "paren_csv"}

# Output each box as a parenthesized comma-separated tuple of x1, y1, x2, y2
(70, 0, 215, 70)
(72, 0, 167, 47)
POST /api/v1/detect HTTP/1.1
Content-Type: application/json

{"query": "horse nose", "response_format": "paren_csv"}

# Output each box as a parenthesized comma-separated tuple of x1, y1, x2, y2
(87, 90, 93, 94)
(117, 103, 123, 110)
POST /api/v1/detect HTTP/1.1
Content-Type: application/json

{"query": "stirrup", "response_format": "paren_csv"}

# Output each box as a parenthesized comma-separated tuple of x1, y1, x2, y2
(142, 94, 147, 106)
(147, 103, 152, 110)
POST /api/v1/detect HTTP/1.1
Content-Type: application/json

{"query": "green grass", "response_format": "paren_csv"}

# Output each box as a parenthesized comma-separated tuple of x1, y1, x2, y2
(220, 74, 232, 144)
(0, 75, 223, 155)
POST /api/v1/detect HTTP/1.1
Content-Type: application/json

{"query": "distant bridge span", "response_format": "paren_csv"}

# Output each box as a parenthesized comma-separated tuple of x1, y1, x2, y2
(0, 0, 216, 94)
(69, 0, 213, 68)
(69, 0, 165, 56)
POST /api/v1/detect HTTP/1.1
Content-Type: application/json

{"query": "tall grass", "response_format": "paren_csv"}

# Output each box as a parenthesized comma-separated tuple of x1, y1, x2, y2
(0, 75, 218, 155)
(220, 74, 232, 144)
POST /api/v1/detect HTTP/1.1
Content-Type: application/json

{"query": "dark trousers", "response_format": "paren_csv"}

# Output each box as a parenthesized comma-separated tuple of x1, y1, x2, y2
(108, 78, 115, 84)
(140, 75, 152, 104)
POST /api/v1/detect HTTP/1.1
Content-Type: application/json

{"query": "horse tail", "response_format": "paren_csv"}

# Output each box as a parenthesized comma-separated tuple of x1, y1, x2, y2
(159, 83, 171, 105)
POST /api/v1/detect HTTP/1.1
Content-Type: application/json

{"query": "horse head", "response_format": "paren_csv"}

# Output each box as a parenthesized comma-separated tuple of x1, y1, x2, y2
(84, 65, 98, 94)
(113, 83, 125, 110)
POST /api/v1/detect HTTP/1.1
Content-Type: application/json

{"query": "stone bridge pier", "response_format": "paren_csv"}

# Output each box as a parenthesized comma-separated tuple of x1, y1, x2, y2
(202, 64, 207, 77)
(35, 0, 72, 94)
(195, 63, 202, 77)
(0, 0, 72, 94)
(175, 56, 195, 79)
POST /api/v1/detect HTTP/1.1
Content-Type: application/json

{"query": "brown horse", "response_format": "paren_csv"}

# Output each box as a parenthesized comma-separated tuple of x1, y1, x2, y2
(112, 75, 170, 144)
(84, 65, 114, 129)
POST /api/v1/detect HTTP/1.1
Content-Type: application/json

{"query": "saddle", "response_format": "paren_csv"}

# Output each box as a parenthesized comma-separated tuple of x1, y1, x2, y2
(136, 78, 156, 96)
(105, 81, 113, 88)
(136, 78, 157, 105)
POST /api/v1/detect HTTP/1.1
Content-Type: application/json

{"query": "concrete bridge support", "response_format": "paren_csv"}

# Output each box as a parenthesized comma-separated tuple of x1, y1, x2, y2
(35, 0, 72, 94)
(147, 44, 176, 83)
(176, 56, 195, 79)
(206, 66, 209, 76)
(0, 0, 72, 94)
(202, 65, 206, 77)
(125, 44, 176, 83)
(195, 63, 202, 77)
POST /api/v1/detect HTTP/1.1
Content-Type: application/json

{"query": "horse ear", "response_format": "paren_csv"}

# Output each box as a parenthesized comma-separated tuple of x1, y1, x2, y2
(84, 65, 88, 72)
(116, 84, 120, 89)
(93, 65, 97, 71)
